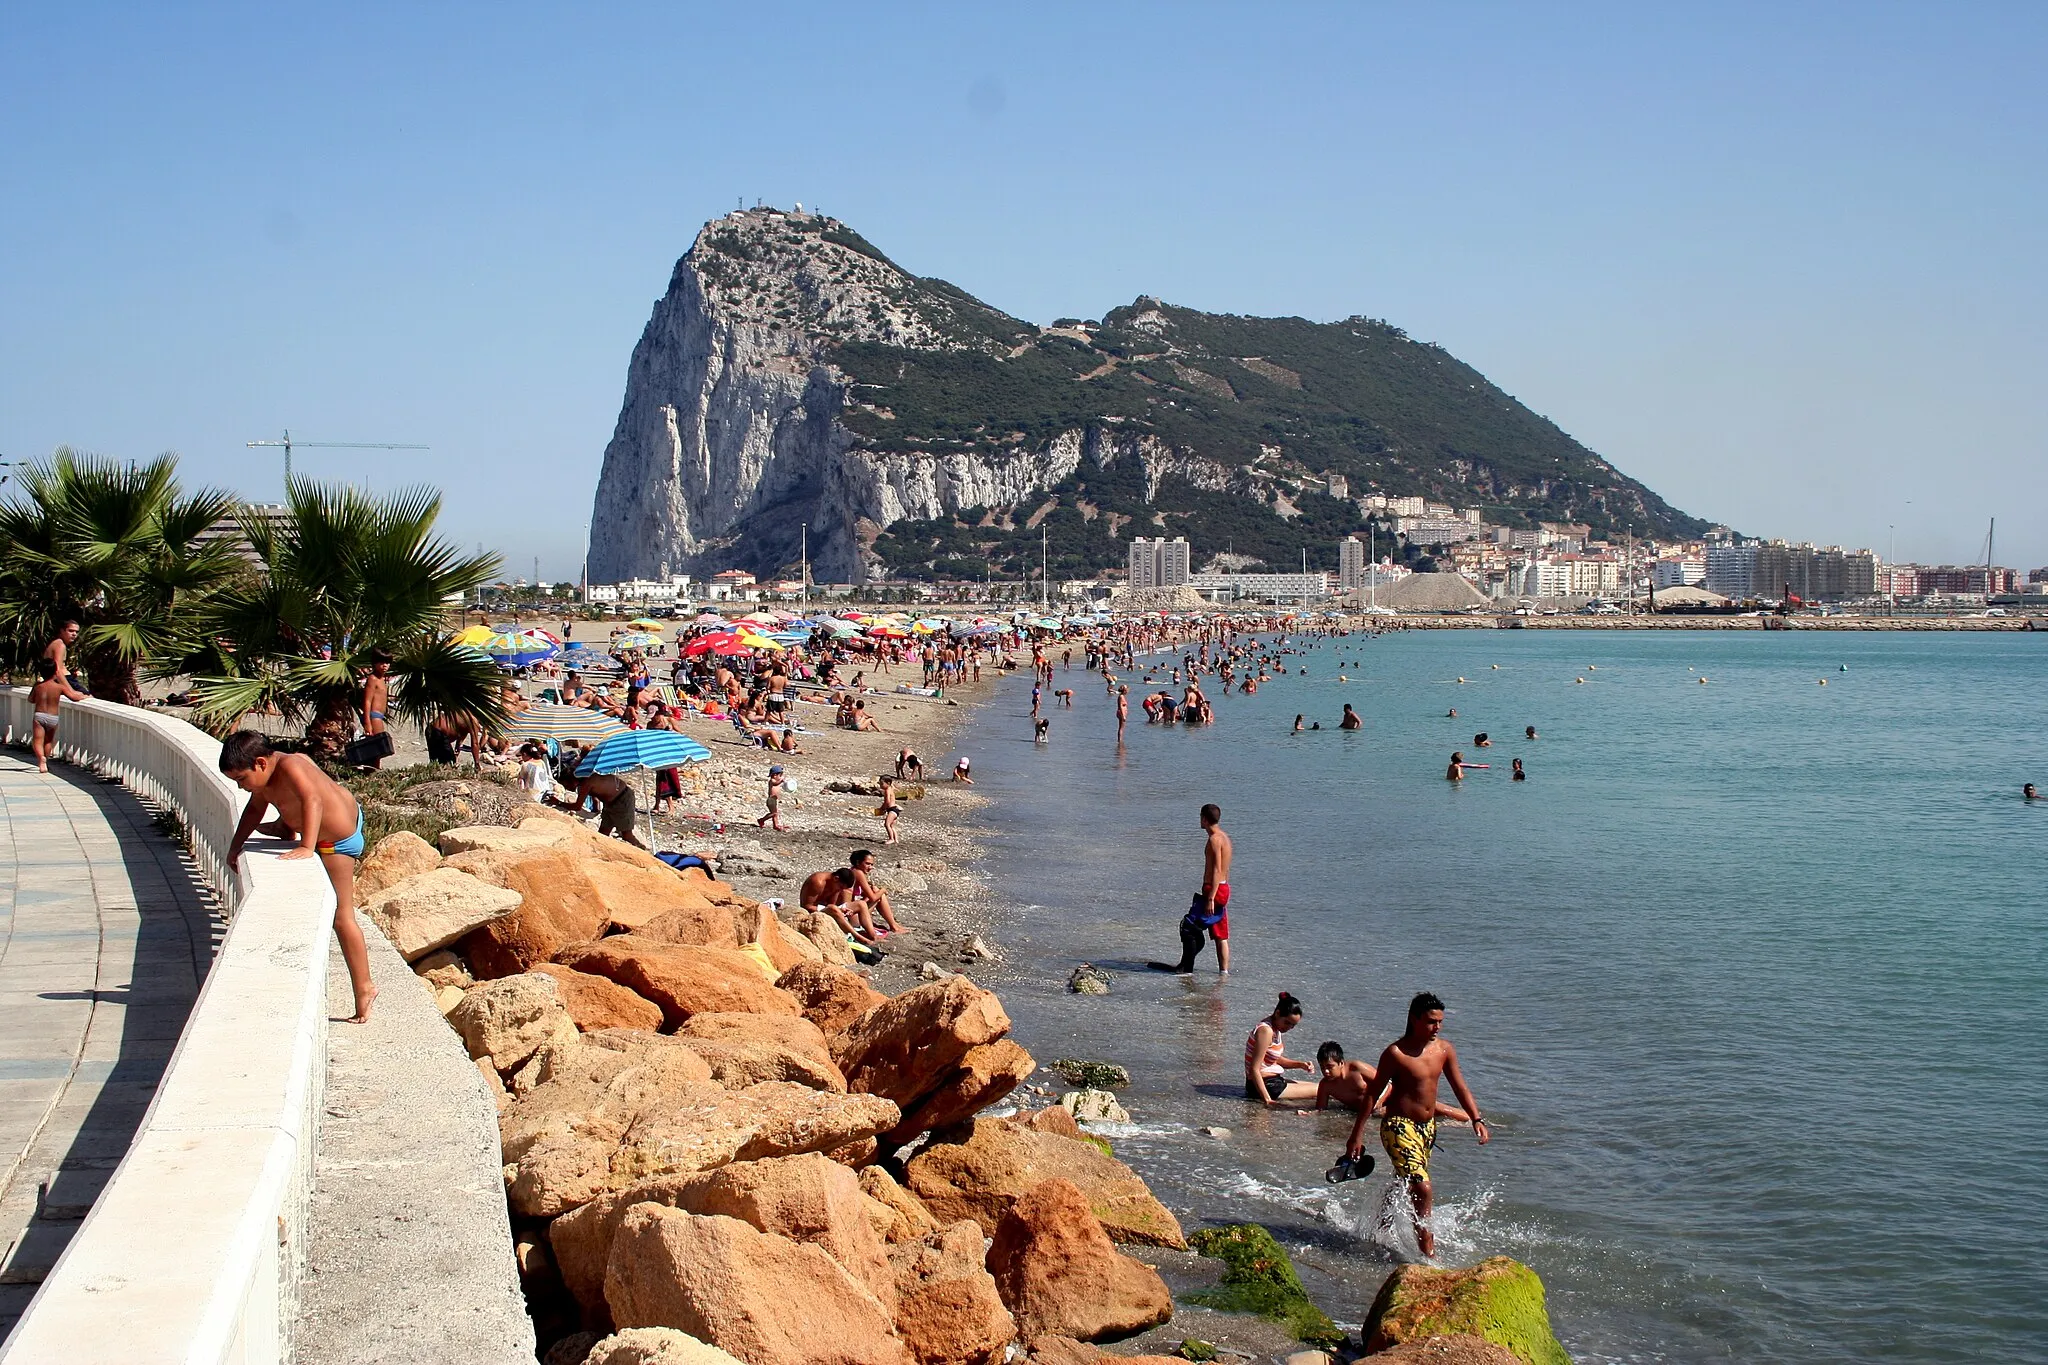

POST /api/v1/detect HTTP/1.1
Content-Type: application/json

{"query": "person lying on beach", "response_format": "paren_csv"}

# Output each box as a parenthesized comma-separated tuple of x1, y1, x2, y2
(219, 731, 377, 1023)
(1245, 992, 1318, 1105)
(799, 867, 882, 941)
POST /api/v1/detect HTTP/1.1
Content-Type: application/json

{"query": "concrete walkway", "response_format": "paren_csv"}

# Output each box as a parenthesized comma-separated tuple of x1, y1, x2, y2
(0, 751, 220, 1338)
(296, 929, 534, 1364)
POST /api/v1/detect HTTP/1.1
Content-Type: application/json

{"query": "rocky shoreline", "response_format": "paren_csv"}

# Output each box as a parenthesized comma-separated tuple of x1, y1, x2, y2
(337, 662, 1575, 1365)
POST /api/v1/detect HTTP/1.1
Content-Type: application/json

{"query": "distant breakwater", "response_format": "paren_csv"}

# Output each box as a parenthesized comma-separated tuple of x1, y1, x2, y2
(1342, 613, 2037, 631)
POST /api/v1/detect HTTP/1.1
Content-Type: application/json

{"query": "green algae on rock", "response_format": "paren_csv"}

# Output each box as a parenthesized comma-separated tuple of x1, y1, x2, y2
(1363, 1257, 1570, 1365)
(1183, 1224, 1343, 1348)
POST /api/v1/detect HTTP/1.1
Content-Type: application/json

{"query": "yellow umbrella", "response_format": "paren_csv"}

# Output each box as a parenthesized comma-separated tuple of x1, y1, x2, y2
(450, 624, 494, 645)
(628, 617, 666, 630)
(739, 631, 785, 651)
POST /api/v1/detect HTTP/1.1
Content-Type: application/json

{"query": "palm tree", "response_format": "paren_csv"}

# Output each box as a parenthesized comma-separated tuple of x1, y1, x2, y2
(188, 479, 506, 757)
(0, 449, 242, 705)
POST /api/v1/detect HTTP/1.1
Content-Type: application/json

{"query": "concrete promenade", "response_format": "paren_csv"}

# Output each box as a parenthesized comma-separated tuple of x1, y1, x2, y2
(0, 750, 219, 1338)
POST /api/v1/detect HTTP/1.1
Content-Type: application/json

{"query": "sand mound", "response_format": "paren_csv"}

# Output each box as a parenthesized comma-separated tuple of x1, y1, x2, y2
(1374, 572, 1491, 612)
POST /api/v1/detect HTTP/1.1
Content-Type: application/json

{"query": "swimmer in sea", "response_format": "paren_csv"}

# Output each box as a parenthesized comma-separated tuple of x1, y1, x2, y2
(1293, 714, 1304, 732)
(1447, 708, 1457, 719)
(1446, 751, 1477, 781)
(1474, 733, 1490, 747)
(1512, 758, 1526, 781)
(1525, 726, 1537, 740)
(1340, 704, 1361, 731)
(2027, 783, 2039, 801)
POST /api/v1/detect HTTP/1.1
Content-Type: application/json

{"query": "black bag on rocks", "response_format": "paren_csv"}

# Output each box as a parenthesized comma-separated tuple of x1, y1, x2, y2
(345, 732, 395, 765)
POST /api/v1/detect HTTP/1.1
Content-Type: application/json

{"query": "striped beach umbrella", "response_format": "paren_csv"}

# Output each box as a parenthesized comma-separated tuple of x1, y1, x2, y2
(574, 729, 711, 776)
(500, 704, 629, 744)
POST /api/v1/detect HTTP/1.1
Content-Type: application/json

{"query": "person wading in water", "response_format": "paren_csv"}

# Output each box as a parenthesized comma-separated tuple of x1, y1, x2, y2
(1353, 992, 1491, 1260)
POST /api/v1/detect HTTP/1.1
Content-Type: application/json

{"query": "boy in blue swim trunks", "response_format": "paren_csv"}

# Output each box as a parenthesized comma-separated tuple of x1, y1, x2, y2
(220, 731, 377, 1022)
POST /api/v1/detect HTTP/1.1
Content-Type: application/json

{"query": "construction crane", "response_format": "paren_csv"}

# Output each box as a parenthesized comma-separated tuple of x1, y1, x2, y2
(245, 430, 428, 485)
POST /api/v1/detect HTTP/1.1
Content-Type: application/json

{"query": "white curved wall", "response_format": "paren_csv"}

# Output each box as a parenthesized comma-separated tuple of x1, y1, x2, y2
(0, 691, 336, 1365)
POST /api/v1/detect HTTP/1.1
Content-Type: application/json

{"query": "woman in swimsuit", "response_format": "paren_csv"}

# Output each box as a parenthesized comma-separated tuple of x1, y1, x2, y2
(1244, 992, 1318, 1105)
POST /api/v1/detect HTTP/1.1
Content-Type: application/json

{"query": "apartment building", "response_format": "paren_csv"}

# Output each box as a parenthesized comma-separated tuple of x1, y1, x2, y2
(1127, 537, 1192, 589)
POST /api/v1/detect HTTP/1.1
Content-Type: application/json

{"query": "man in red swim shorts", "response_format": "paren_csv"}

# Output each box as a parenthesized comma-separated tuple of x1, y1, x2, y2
(1169, 802, 1233, 974)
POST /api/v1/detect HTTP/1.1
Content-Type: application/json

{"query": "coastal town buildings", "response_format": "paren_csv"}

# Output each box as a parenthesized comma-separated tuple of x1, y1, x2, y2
(193, 502, 294, 564)
(1187, 570, 1331, 602)
(1653, 557, 1708, 588)
(1127, 536, 1192, 589)
(1705, 542, 1878, 600)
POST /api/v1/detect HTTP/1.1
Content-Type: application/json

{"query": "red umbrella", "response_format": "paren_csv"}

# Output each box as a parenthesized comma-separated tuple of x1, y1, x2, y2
(681, 632, 736, 657)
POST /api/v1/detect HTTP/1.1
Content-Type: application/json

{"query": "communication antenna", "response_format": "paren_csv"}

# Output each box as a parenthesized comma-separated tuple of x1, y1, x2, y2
(245, 429, 429, 486)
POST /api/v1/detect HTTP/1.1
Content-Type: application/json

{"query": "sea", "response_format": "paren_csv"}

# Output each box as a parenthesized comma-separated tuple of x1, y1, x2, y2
(954, 627, 2047, 1363)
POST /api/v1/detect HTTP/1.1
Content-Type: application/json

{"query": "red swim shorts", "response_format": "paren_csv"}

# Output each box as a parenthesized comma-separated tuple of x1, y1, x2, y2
(1186, 882, 1231, 940)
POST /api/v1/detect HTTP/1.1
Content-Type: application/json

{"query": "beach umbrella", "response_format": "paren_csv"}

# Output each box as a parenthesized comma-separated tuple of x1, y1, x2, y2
(681, 632, 735, 657)
(628, 617, 667, 630)
(483, 631, 559, 668)
(867, 625, 909, 639)
(819, 618, 861, 637)
(499, 704, 629, 744)
(614, 631, 661, 650)
(450, 624, 495, 646)
(574, 729, 711, 776)
(694, 612, 724, 626)
(738, 631, 784, 651)
(572, 728, 713, 849)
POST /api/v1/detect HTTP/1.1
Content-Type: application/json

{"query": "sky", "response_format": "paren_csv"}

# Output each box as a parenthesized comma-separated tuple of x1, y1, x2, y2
(3, 2, 2044, 580)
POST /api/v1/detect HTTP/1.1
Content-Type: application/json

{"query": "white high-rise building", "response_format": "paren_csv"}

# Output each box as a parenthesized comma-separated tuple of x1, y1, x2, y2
(1127, 537, 1191, 589)
(1705, 543, 1758, 597)
(1338, 536, 1368, 590)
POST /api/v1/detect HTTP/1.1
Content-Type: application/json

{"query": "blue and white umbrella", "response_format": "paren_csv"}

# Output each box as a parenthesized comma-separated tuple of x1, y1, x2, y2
(574, 729, 712, 776)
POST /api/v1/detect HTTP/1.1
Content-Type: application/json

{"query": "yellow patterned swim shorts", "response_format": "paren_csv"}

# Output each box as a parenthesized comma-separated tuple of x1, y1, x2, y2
(1379, 1115, 1438, 1179)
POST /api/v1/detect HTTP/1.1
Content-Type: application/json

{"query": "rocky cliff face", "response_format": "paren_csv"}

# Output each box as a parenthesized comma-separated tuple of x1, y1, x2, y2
(588, 209, 1706, 585)
(587, 209, 1105, 585)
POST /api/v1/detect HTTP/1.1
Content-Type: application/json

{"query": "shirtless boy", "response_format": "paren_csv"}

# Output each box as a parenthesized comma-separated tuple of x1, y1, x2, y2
(799, 867, 880, 941)
(1354, 992, 1491, 1258)
(1167, 803, 1232, 973)
(219, 731, 377, 1022)
(27, 658, 88, 772)
(359, 651, 392, 768)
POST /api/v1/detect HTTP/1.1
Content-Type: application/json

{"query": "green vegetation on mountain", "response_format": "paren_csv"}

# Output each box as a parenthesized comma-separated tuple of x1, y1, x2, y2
(678, 211, 1710, 581)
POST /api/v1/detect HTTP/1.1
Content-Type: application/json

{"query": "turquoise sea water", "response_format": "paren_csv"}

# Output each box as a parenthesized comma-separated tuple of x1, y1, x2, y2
(956, 629, 2047, 1363)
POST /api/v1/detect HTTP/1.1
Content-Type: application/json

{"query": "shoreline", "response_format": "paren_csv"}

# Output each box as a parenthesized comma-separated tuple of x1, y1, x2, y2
(1335, 612, 2038, 630)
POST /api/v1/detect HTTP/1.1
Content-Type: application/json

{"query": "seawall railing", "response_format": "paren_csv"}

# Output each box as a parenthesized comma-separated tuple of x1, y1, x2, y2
(0, 691, 336, 1365)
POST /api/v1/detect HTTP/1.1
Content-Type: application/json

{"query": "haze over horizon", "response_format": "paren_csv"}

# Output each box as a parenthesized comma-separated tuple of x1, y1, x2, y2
(4, 3, 2043, 579)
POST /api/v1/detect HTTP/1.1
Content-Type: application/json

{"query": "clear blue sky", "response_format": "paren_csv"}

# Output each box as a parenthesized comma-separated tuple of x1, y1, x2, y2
(4, 2, 2044, 579)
